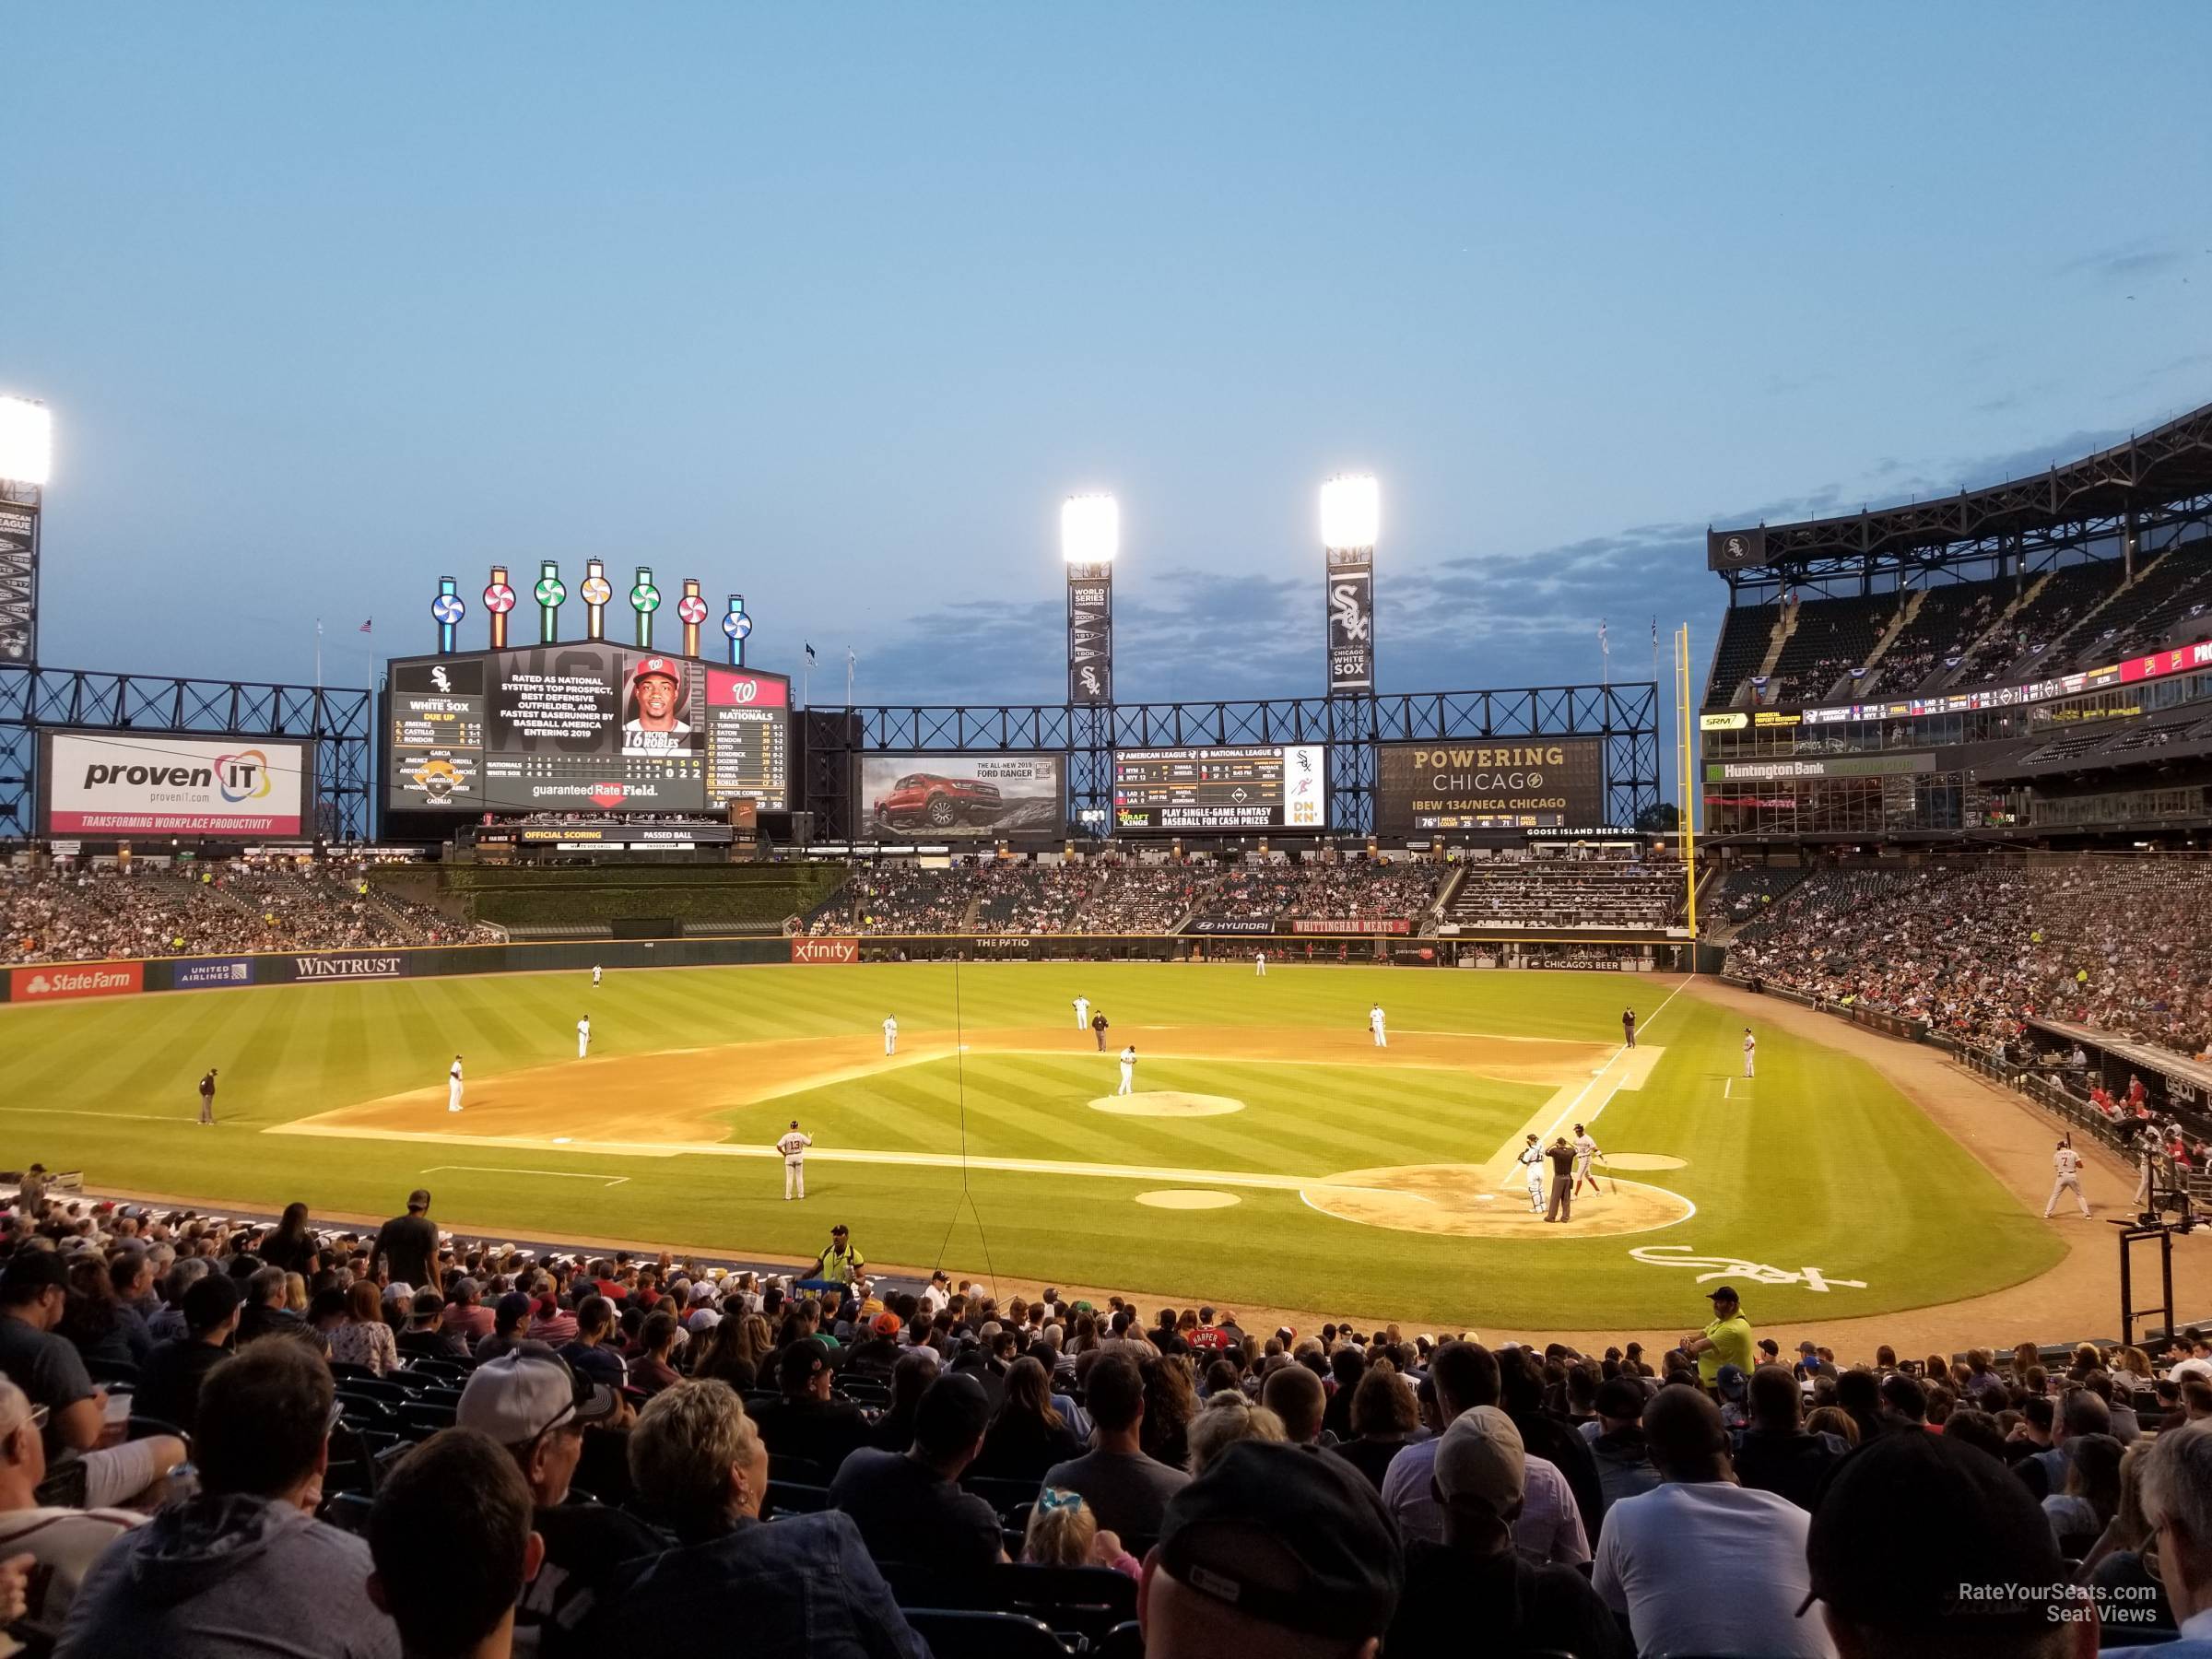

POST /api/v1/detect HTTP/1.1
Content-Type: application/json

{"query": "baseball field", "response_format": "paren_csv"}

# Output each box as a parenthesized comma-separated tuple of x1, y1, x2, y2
(1, 962, 2064, 1332)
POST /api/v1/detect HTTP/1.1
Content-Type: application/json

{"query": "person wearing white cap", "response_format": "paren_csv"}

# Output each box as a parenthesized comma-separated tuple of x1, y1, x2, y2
(882, 1014, 898, 1056)
(457, 1349, 656, 1653)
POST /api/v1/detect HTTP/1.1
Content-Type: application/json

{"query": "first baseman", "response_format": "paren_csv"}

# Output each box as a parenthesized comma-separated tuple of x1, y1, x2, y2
(1742, 1028, 1757, 1078)
(1369, 1003, 1387, 1048)
(883, 1015, 898, 1056)
(1118, 1044, 1136, 1096)
(1074, 994, 1090, 1030)
(576, 1016, 591, 1059)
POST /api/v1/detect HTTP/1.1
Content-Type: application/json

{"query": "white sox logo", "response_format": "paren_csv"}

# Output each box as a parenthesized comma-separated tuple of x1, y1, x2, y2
(1330, 579, 1370, 643)
(430, 665, 452, 693)
(1078, 665, 1103, 697)
(1629, 1244, 1865, 1293)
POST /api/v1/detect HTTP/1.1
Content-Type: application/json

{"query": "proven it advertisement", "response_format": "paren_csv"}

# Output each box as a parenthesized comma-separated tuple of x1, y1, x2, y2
(40, 731, 310, 838)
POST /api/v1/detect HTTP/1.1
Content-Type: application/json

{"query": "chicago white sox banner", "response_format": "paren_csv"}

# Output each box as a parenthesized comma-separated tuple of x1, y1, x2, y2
(1325, 548, 1374, 693)
(1067, 562, 1112, 705)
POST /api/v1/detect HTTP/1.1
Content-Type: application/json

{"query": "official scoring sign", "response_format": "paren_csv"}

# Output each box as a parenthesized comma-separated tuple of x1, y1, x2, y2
(1373, 738, 1605, 833)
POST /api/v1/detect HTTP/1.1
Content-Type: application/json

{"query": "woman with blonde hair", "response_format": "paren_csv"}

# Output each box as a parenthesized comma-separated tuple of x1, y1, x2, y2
(1183, 1391, 1286, 1475)
(1022, 1487, 1140, 1579)
(1805, 1406, 1859, 1447)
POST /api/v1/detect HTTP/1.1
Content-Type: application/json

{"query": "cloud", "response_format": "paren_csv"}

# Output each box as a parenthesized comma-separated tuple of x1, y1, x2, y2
(2055, 242, 2184, 282)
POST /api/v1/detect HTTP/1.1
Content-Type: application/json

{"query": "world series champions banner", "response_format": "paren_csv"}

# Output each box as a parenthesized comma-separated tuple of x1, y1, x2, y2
(1325, 548, 1373, 693)
(1067, 562, 1112, 704)
(0, 493, 36, 664)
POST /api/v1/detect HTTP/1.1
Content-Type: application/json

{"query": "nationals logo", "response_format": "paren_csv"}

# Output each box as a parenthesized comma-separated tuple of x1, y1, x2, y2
(791, 937, 859, 965)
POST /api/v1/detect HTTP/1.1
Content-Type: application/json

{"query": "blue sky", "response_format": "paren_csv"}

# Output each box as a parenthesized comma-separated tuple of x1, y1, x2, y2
(7, 5, 2207, 709)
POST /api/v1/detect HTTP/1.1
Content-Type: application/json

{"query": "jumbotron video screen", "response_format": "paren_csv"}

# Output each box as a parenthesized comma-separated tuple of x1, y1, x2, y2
(1112, 743, 1327, 831)
(383, 645, 790, 816)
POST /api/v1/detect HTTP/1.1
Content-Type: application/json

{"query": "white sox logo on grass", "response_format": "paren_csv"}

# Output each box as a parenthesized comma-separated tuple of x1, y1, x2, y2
(293, 954, 406, 980)
(1629, 1244, 1866, 1293)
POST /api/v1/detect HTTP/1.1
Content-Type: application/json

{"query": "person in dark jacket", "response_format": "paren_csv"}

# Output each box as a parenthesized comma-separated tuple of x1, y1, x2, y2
(236, 1268, 307, 1347)
(748, 1339, 866, 1475)
(1499, 1345, 1606, 1541)
(1732, 1363, 1848, 1512)
(1587, 1376, 1662, 1514)
(970, 1356, 1085, 1482)
(134, 1276, 242, 1437)
(582, 1379, 927, 1657)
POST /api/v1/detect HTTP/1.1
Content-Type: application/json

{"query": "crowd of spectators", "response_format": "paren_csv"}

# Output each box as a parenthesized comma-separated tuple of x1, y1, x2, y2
(9, 1177, 2212, 1654)
(1727, 858, 2212, 1063)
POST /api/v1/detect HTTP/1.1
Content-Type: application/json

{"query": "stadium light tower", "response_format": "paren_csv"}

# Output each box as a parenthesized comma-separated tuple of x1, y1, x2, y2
(1321, 474, 1378, 694)
(1063, 493, 1116, 705)
(0, 395, 52, 665)
(0, 397, 53, 488)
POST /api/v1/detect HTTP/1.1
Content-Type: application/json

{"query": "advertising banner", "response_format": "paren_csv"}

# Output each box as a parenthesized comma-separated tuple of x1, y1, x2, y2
(858, 754, 1066, 840)
(40, 731, 311, 838)
(1289, 918, 1411, 935)
(174, 957, 257, 991)
(1112, 745, 1328, 831)
(791, 937, 859, 964)
(1374, 740, 1605, 834)
(289, 953, 406, 981)
(9, 962, 143, 1002)
(1704, 753, 1935, 782)
(0, 497, 34, 664)
(1186, 917, 1278, 935)
(1325, 551, 1374, 693)
(1067, 566, 1112, 704)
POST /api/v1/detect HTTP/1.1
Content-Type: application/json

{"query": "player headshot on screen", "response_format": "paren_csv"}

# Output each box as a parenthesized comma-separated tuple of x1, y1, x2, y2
(621, 656, 698, 755)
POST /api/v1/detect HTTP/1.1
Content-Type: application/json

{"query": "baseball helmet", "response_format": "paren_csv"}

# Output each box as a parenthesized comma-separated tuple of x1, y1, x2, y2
(628, 655, 689, 717)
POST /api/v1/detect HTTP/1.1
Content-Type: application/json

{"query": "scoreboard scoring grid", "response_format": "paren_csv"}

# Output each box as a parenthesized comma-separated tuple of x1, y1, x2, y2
(1112, 743, 1327, 832)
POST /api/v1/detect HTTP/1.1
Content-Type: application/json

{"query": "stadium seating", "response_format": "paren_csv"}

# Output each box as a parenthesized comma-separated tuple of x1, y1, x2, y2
(1441, 855, 1681, 933)
(1702, 601, 1782, 709)
(1760, 593, 1900, 706)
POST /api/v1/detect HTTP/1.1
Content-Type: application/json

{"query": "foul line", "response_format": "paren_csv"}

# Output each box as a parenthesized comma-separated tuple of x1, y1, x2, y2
(419, 1164, 629, 1188)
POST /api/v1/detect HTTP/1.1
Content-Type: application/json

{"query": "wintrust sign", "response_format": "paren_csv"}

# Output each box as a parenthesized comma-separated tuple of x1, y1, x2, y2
(791, 937, 859, 964)
(292, 955, 406, 980)
(10, 963, 143, 1002)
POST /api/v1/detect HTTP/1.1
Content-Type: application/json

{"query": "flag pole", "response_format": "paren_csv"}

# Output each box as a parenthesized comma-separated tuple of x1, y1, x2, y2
(314, 618, 323, 689)
(845, 649, 855, 708)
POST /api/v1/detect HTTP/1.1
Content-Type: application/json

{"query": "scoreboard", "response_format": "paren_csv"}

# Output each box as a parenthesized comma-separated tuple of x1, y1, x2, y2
(1112, 744, 1327, 832)
(383, 645, 790, 817)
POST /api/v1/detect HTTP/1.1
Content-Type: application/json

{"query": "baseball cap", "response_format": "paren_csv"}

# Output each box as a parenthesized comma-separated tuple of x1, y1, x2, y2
(830, 1224, 849, 1237)
(458, 1351, 620, 1447)
(0, 1251, 65, 1298)
(1594, 1377, 1645, 1420)
(493, 1290, 533, 1331)
(182, 1272, 243, 1334)
(1715, 1364, 1748, 1398)
(872, 1312, 901, 1336)
(688, 1280, 717, 1306)
(1706, 1285, 1739, 1304)
(1431, 1406, 1525, 1517)
(1804, 1430, 2075, 1631)
(1157, 1441, 1402, 1641)
(780, 1337, 831, 1392)
(406, 1189, 431, 1211)
(913, 1373, 992, 1457)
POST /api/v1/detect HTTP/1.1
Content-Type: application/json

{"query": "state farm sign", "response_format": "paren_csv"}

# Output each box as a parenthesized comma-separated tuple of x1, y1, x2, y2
(791, 937, 858, 964)
(10, 962, 144, 1002)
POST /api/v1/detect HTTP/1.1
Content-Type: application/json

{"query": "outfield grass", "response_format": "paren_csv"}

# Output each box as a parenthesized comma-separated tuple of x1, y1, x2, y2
(1, 964, 2063, 1329)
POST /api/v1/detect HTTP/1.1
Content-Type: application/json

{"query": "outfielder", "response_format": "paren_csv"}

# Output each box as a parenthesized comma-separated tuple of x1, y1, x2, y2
(882, 1015, 898, 1056)
(447, 1055, 465, 1113)
(1074, 994, 1090, 1030)
(1118, 1044, 1136, 1097)
(2044, 1135, 2089, 1219)
(1572, 1123, 1603, 1196)
(777, 1119, 812, 1200)
(1369, 1003, 1387, 1048)
(1255, 950, 1266, 977)
(1517, 1134, 1546, 1214)
(576, 1016, 591, 1059)
(592, 963, 603, 988)
(1742, 1028, 1757, 1078)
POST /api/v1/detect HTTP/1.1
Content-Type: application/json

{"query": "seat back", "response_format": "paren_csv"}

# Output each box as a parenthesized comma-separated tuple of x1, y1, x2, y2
(900, 1609, 1068, 1658)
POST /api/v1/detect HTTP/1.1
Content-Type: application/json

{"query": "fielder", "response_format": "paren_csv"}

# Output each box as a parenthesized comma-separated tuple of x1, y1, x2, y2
(1517, 1134, 1546, 1214)
(1255, 950, 1266, 977)
(1074, 994, 1090, 1030)
(592, 963, 603, 988)
(2044, 1135, 2089, 1219)
(197, 1067, 218, 1127)
(576, 1016, 591, 1059)
(1369, 1003, 1388, 1048)
(882, 1015, 898, 1056)
(1572, 1123, 1603, 1196)
(777, 1119, 812, 1200)
(447, 1055, 465, 1113)
(1742, 1028, 1757, 1078)
(1118, 1044, 1136, 1097)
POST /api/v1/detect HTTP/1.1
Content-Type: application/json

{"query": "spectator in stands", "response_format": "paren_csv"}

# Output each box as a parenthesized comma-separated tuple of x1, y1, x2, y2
(397, 1288, 468, 1362)
(474, 1292, 533, 1365)
(1262, 1363, 1330, 1449)
(58, 1253, 143, 1371)
(2045, 1431, 2125, 1552)
(1586, 1373, 1662, 1512)
(0, 1250, 181, 1509)
(134, 1272, 241, 1434)
(329, 1278, 401, 1376)
(556, 1295, 627, 1388)
(443, 1278, 493, 1344)
(0, 1375, 146, 1647)
(1184, 1392, 1287, 1474)
(2022, 1386, 2112, 1499)
(1139, 1440, 1401, 1659)
(1499, 1343, 1605, 1539)
(828, 1371, 1004, 1571)
(1022, 1486, 1142, 1577)
(239, 1265, 305, 1346)
(1333, 1366, 1420, 1493)
(1733, 1363, 1848, 1511)
(1389, 1406, 1628, 1658)
(258, 1202, 320, 1278)
(456, 1348, 654, 1653)
(1807, 1428, 2093, 1659)
(1041, 1350, 1191, 1545)
(1592, 1384, 1830, 1658)
(970, 1355, 1085, 1481)
(749, 1337, 866, 1475)
(371, 1189, 440, 1291)
(367, 1429, 538, 1659)
(629, 1311, 681, 1395)
(584, 1378, 928, 1656)
(58, 1340, 399, 1659)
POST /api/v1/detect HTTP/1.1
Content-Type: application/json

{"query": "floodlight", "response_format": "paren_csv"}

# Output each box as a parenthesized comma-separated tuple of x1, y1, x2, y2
(1062, 494, 1120, 564)
(0, 397, 53, 487)
(1321, 475, 1380, 552)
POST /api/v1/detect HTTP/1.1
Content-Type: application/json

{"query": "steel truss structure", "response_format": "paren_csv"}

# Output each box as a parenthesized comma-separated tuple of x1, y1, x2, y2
(0, 665, 372, 841)
(802, 682, 1661, 838)
(1709, 401, 2212, 604)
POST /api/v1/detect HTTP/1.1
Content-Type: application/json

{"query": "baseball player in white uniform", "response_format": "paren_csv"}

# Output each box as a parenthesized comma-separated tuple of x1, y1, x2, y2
(2044, 1135, 2089, 1218)
(1742, 1029, 1757, 1078)
(1517, 1135, 1546, 1214)
(1117, 1044, 1136, 1096)
(1255, 950, 1266, 977)
(882, 1015, 898, 1056)
(1074, 995, 1090, 1030)
(576, 1016, 591, 1059)
(777, 1119, 812, 1200)
(592, 964, 602, 988)
(447, 1055, 465, 1113)
(1572, 1124, 1603, 1196)
(1370, 1004, 1387, 1048)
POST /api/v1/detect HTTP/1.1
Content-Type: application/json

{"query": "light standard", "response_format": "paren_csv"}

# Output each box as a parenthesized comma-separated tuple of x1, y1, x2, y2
(0, 395, 54, 665)
(1320, 474, 1378, 694)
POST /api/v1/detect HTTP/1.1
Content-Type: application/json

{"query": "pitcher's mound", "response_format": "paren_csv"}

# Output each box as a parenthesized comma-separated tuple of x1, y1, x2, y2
(1090, 1092, 1247, 1118)
(1300, 1163, 1695, 1239)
